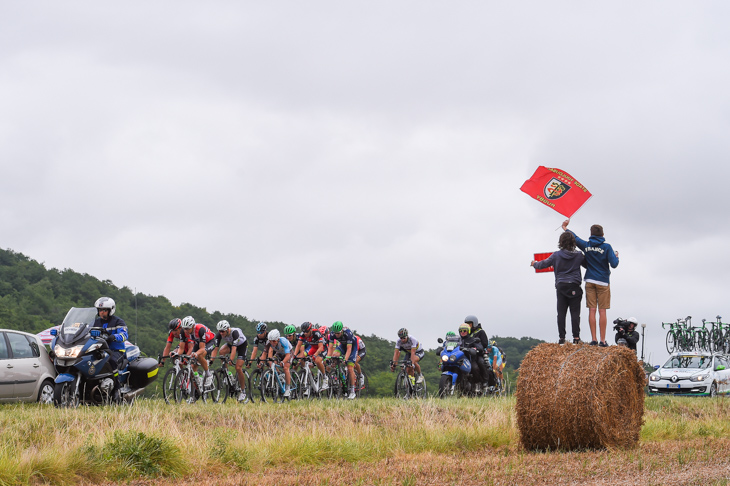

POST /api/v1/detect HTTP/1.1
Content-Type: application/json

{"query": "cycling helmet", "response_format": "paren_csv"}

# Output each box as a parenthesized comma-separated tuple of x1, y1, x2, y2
(284, 324, 296, 336)
(490, 340, 497, 346)
(256, 322, 268, 334)
(627, 317, 639, 327)
(464, 315, 478, 327)
(319, 326, 328, 335)
(301, 321, 313, 333)
(168, 318, 182, 332)
(94, 297, 116, 316)
(397, 328, 408, 339)
(458, 324, 470, 333)
(217, 320, 230, 332)
(181, 316, 196, 330)
(331, 321, 344, 333)
(267, 329, 280, 341)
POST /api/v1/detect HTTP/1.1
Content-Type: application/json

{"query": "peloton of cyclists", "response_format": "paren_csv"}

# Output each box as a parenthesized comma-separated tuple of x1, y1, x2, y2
(209, 320, 248, 402)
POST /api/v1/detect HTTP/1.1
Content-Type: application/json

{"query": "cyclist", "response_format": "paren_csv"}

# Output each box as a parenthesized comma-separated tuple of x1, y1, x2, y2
(160, 318, 190, 366)
(248, 322, 270, 368)
(354, 334, 366, 388)
(266, 329, 293, 397)
(390, 328, 424, 385)
(294, 322, 329, 390)
(181, 316, 215, 388)
(485, 340, 504, 389)
(326, 321, 358, 400)
(283, 325, 302, 370)
(210, 320, 248, 402)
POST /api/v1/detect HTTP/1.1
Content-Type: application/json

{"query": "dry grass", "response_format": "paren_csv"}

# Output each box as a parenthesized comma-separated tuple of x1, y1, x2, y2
(1, 396, 729, 485)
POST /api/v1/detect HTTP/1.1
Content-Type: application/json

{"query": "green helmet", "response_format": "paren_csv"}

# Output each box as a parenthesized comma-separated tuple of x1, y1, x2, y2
(284, 325, 296, 336)
(331, 321, 343, 333)
(446, 331, 456, 337)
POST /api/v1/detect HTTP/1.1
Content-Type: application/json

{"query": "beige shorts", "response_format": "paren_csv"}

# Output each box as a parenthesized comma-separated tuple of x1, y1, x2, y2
(585, 282, 610, 309)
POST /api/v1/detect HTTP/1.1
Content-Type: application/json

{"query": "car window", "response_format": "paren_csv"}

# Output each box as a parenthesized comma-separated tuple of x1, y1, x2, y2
(6, 332, 35, 359)
(0, 333, 8, 359)
(662, 355, 712, 369)
(717, 357, 729, 369)
(24, 335, 40, 357)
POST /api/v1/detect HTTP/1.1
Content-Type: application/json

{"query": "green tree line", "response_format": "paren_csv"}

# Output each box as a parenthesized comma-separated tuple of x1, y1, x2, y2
(0, 247, 544, 396)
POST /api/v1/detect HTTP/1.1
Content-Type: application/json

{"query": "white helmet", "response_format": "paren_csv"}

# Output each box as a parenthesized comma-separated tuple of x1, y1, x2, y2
(181, 316, 196, 330)
(267, 329, 280, 341)
(94, 297, 116, 316)
(216, 320, 230, 332)
(627, 317, 639, 326)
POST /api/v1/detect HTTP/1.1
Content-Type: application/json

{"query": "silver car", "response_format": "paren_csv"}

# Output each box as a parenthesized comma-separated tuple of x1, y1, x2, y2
(648, 352, 730, 397)
(0, 329, 57, 403)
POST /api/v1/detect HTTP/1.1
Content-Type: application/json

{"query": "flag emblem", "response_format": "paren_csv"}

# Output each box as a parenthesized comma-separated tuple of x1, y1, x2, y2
(544, 178, 571, 200)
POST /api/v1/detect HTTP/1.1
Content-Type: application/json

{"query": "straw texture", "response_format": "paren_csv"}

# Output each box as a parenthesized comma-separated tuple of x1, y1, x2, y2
(515, 343, 645, 450)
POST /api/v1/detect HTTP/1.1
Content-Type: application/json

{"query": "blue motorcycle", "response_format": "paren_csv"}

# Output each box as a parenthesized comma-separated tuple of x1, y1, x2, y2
(50, 307, 158, 407)
(436, 335, 479, 397)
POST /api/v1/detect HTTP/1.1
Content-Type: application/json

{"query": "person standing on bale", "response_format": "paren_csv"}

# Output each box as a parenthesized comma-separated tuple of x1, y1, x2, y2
(562, 219, 619, 347)
(531, 231, 585, 344)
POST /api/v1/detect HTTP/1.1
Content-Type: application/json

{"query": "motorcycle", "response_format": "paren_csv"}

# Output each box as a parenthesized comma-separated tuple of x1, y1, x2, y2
(49, 307, 158, 407)
(436, 335, 481, 397)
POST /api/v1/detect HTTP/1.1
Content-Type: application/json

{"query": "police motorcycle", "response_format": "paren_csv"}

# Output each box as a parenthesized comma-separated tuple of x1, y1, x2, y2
(436, 334, 481, 398)
(49, 307, 158, 407)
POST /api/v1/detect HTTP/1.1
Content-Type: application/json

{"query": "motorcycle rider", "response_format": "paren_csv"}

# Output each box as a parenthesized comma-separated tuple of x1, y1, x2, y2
(464, 315, 490, 391)
(458, 323, 486, 393)
(92, 297, 128, 396)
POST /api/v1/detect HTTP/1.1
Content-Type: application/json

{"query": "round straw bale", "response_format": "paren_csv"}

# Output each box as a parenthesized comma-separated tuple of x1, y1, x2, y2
(515, 343, 645, 451)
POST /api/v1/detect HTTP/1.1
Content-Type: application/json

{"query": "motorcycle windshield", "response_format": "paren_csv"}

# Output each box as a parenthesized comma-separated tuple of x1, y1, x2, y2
(445, 336, 460, 351)
(58, 307, 97, 346)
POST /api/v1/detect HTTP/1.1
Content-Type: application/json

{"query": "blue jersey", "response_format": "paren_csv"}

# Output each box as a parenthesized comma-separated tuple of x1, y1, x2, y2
(271, 336, 292, 356)
(327, 329, 357, 349)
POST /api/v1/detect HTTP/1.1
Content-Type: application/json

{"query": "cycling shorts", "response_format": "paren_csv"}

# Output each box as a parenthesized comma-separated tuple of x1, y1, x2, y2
(227, 342, 248, 361)
(307, 345, 322, 357)
(337, 344, 357, 364)
(357, 348, 366, 360)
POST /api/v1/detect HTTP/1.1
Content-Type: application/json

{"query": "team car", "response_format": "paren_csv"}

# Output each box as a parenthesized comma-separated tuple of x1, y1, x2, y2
(647, 352, 730, 397)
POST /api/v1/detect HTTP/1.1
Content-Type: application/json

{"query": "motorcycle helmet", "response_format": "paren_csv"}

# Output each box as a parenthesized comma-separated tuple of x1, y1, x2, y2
(464, 315, 478, 327)
(95, 297, 116, 316)
(284, 325, 296, 336)
(301, 322, 313, 333)
(331, 321, 344, 333)
(627, 317, 639, 328)
(445, 331, 456, 337)
(256, 322, 268, 334)
(397, 328, 408, 339)
(458, 324, 471, 334)
(181, 316, 196, 330)
(268, 329, 280, 341)
(168, 318, 182, 332)
(217, 320, 230, 332)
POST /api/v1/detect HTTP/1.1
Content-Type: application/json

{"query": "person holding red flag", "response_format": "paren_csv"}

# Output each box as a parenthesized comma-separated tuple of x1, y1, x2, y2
(562, 219, 619, 347)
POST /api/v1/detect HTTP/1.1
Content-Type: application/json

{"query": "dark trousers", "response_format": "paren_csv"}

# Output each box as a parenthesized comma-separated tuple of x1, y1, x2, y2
(556, 282, 582, 339)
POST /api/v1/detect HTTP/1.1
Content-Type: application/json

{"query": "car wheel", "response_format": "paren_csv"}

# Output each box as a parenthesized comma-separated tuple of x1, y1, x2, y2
(37, 379, 55, 404)
(710, 382, 718, 398)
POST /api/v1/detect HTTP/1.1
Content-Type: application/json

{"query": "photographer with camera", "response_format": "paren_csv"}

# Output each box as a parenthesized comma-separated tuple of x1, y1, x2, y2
(613, 317, 640, 353)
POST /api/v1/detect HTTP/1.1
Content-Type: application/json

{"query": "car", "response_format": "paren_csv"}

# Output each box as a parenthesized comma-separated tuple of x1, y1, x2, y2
(0, 329, 57, 404)
(647, 352, 730, 397)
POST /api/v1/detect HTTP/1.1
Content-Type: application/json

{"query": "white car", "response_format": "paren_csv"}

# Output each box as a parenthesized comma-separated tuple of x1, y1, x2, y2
(648, 352, 730, 397)
(0, 329, 57, 403)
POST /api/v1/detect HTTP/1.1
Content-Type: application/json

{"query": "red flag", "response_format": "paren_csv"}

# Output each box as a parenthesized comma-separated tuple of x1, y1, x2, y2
(520, 166, 592, 218)
(533, 252, 554, 273)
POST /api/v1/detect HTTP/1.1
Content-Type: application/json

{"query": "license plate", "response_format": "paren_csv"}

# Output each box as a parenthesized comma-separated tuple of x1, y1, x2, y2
(667, 384, 681, 389)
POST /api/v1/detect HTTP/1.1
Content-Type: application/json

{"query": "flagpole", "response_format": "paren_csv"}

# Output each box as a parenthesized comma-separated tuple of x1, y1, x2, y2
(556, 195, 593, 230)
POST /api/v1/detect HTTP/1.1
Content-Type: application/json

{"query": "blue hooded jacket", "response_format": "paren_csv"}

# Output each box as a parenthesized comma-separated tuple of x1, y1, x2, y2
(568, 230, 619, 284)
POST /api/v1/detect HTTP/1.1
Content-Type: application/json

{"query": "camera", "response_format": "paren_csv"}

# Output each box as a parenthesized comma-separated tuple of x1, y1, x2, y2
(613, 318, 630, 333)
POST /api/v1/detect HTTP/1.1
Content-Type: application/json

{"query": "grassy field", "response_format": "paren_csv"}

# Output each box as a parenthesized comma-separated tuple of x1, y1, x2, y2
(1, 396, 730, 485)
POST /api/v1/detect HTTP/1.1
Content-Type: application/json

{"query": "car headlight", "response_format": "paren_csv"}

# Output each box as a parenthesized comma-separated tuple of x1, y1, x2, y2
(690, 373, 710, 382)
(441, 355, 449, 362)
(54, 344, 84, 359)
(649, 374, 661, 382)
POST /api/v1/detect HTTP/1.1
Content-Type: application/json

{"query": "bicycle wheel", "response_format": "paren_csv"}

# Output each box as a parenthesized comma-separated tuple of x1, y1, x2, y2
(162, 368, 177, 405)
(328, 370, 343, 399)
(355, 371, 368, 398)
(666, 332, 676, 354)
(250, 368, 264, 403)
(289, 371, 301, 401)
(395, 372, 410, 399)
(413, 376, 426, 399)
(216, 370, 230, 404)
(174, 370, 191, 404)
(298, 370, 314, 400)
(711, 329, 724, 353)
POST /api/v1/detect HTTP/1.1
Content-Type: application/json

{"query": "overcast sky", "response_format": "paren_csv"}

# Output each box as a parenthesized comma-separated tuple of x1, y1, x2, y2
(2, 2, 730, 364)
